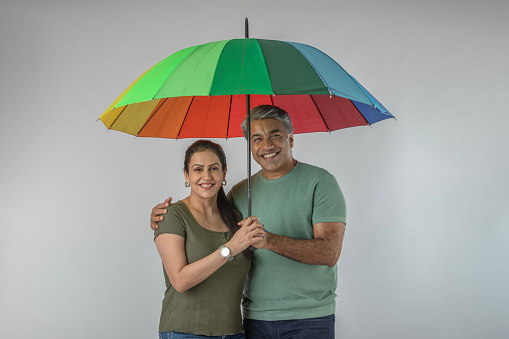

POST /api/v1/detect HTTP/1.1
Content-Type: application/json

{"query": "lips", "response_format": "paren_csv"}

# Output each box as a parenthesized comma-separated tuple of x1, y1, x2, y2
(261, 151, 278, 159)
(198, 183, 215, 189)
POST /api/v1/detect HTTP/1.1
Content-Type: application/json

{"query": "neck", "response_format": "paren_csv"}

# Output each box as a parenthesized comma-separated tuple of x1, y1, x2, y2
(261, 158, 297, 180)
(185, 193, 219, 215)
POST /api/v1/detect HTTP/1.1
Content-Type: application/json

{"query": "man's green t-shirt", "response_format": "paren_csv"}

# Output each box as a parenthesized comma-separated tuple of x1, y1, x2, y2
(154, 200, 250, 336)
(228, 162, 346, 321)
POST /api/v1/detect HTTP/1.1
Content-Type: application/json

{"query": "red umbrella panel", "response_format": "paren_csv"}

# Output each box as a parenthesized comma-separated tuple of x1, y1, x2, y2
(103, 94, 386, 139)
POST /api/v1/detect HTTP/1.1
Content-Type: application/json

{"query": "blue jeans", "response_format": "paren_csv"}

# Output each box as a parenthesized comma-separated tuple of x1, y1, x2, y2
(159, 331, 245, 339)
(243, 314, 335, 339)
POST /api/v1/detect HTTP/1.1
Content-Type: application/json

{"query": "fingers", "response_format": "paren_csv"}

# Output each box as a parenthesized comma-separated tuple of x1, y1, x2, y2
(245, 222, 266, 242)
(239, 217, 265, 239)
(153, 208, 168, 217)
(237, 216, 259, 227)
(155, 202, 170, 210)
(151, 208, 167, 222)
(250, 232, 268, 249)
(247, 220, 265, 232)
(150, 198, 172, 230)
(229, 219, 266, 254)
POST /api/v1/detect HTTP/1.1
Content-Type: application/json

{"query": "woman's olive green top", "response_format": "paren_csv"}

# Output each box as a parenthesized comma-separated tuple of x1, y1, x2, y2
(154, 200, 250, 336)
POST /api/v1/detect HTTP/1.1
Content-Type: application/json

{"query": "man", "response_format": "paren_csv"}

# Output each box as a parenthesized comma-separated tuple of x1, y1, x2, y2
(151, 105, 347, 339)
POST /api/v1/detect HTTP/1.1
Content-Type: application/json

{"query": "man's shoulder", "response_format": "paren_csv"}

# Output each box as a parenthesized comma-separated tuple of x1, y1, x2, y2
(296, 162, 334, 179)
(228, 177, 249, 203)
(230, 171, 261, 192)
(231, 177, 248, 189)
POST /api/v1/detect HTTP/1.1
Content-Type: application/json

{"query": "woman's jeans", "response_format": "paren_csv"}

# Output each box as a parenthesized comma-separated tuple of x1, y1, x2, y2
(243, 314, 335, 339)
(159, 331, 245, 339)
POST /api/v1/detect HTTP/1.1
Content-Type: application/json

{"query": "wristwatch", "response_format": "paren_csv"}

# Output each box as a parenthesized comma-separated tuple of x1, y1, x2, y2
(219, 245, 234, 261)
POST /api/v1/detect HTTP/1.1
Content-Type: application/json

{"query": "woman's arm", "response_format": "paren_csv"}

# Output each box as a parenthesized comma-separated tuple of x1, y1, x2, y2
(155, 216, 264, 293)
(155, 234, 228, 293)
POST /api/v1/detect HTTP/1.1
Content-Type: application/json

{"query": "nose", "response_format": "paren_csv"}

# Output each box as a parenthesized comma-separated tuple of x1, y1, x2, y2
(203, 169, 213, 179)
(261, 138, 273, 149)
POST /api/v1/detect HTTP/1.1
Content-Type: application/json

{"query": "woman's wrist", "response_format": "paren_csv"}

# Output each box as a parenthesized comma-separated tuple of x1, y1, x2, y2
(224, 241, 241, 257)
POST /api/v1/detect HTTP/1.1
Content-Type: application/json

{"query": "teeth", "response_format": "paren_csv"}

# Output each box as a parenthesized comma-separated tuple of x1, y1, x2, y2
(263, 153, 277, 158)
(200, 184, 213, 187)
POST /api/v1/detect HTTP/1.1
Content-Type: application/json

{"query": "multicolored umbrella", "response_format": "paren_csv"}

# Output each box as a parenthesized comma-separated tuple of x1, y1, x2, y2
(99, 21, 394, 214)
(99, 40, 393, 139)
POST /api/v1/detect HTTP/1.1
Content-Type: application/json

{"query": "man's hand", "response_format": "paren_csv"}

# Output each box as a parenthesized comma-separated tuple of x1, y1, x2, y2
(254, 222, 346, 267)
(151, 197, 172, 230)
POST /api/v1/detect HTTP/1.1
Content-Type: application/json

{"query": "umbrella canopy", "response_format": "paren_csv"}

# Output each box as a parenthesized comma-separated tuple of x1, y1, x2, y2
(99, 38, 394, 139)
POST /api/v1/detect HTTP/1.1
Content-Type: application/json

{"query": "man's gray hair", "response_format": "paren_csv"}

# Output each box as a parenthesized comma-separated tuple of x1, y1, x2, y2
(241, 105, 294, 139)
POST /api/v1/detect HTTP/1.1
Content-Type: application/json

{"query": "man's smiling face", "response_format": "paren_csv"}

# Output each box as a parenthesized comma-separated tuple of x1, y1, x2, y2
(250, 118, 295, 179)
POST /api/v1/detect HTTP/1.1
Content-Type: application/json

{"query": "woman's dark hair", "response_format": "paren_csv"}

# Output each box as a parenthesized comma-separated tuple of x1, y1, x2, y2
(184, 140, 251, 259)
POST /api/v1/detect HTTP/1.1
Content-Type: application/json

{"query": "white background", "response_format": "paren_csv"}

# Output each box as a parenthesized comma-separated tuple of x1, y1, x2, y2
(1, 0, 508, 338)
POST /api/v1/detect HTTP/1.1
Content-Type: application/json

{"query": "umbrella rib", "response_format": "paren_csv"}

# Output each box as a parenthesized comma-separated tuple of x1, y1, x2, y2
(108, 106, 127, 130)
(348, 75, 380, 109)
(291, 46, 332, 94)
(136, 98, 168, 137)
(176, 96, 196, 140)
(309, 95, 331, 133)
(225, 95, 232, 140)
(351, 99, 371, 126)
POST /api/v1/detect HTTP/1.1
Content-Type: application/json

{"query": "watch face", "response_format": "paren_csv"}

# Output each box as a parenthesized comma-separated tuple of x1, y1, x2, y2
(220, 246, 230, 257)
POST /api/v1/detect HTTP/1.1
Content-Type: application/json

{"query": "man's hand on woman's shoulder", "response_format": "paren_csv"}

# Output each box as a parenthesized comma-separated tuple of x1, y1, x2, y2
(151, 197, 172, 230)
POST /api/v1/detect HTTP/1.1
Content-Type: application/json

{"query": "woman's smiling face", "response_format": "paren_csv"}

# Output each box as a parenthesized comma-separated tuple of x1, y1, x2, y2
(185, 150, 226, 200)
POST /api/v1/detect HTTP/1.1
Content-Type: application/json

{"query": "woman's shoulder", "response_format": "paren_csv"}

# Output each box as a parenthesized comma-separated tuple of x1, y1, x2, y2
(155, 200, 189, 238)
(166, 200, 187, 215)
(161, 200, 194, 225)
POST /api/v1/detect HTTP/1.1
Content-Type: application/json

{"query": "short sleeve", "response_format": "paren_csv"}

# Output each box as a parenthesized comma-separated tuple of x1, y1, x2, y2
(312, 173, 347, 225)
(154, 203, 187, 240)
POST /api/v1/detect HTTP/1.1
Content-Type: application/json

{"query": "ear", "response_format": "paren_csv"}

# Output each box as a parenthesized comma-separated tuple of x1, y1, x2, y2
(223, 166, 228, 179)
(289, 134, 294, 148)
(183, 169, 189, 184)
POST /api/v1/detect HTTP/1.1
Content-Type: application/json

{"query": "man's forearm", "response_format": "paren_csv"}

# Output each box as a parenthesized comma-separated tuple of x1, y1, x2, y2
(264, 232, 343, 267)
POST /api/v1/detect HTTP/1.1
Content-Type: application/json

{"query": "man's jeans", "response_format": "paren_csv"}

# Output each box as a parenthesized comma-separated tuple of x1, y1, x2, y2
(159, 331, 245, 339)
(243, 314, 335, 339)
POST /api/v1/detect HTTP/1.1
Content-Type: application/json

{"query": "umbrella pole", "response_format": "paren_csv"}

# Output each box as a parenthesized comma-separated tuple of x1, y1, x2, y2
(247, 94, 252, 217)
(245, 17, 252, 217)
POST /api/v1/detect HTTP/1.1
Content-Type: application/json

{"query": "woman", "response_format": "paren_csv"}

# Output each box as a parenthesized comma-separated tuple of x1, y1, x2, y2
(154, 140, 264, 339)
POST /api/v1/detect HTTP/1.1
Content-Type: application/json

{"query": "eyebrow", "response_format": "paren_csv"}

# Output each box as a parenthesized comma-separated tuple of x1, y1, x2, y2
(252, 129, 282, 138)
(191, 163, 221, 168)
